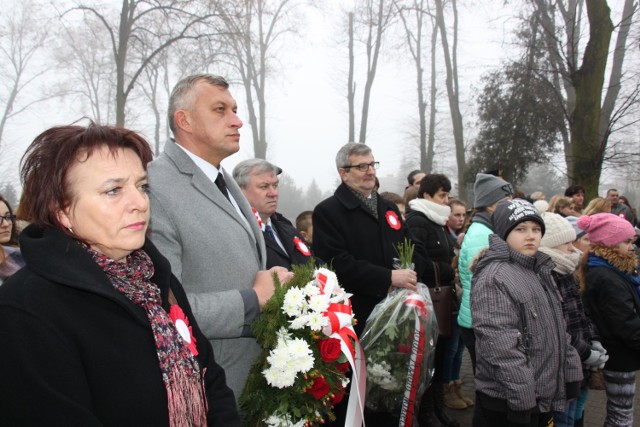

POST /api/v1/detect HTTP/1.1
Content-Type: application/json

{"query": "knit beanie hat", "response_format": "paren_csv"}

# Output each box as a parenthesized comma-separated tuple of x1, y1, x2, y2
(473, 173, 513, 208)
(540, 212, 576, 248)
(492, 198, 546, 241)
(565, 216, 586, 239)
(576, 213, 636, 247)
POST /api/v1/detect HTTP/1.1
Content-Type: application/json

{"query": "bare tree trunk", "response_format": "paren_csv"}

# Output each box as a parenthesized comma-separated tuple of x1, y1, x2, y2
(218, 0, 293, 158)
(569, 0, 613, 199)
(115, 0, 133, 127)
(598, 0, 636, 142)
(0, 0, 51, 151)
(426, 19, 438, 173)
(0, 81, 20, 150)
(358, 0, 390, 144)
(74, 0, 217, 127)
(395, 0, 431, 171)
(434, 0, 466, 200)
(348, 12, 355, 143)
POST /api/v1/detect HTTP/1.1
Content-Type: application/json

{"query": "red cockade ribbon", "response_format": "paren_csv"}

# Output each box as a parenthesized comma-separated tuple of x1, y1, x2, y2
(293, 236, 311, 257)
(252, 208, 264, 231)
(385, 210, 401, 230)
(399, 291, 428, 427)
(315, 269, 366, 426)
(169, 304, 199, 356)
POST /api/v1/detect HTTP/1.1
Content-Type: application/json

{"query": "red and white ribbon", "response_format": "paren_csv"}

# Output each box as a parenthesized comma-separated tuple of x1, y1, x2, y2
(385, 210, 401, 230)
(252, 208, 265, 231)
(294, 237, 311, 256)
(399, 291, 428, 427)
(314, 268, 366, 426)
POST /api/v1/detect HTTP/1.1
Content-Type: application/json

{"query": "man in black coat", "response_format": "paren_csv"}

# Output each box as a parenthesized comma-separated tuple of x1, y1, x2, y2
(313, 143, 426, 336)
(233, 159, 314, 270)
(313, 143, 428, 426)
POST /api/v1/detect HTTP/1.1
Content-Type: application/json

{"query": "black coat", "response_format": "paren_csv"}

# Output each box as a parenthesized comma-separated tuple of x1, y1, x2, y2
(0, 225, 240, 426)
(313, 183, 427, 335)
(265, 213, 314, 270)
(582, 264, 640, 372)
(404, 208, 455, 286)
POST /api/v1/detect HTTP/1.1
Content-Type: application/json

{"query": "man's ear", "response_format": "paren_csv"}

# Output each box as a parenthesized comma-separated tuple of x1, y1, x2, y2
(174, 110, 191, 133)
(300, 230, 308, 240)
(338, 168, 348, 182)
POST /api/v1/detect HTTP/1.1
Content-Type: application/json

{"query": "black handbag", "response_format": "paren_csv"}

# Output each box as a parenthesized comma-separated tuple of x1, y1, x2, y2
(428, 263, 453, 337)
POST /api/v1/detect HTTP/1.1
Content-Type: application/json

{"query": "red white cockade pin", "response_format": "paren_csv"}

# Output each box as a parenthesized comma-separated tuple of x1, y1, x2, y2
(385, 210, 401, 230)
(252, 207, 264, 231)
(294, 237, 311, 256)
(169, 305, 199, 356)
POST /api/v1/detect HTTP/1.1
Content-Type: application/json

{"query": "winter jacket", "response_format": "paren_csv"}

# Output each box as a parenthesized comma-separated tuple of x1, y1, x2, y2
(404, 208, 455, 286)
(0, 225, 240, 426)
(471, 235, 582, 422)
(313, 183, 427, 335)
(552, 270, 599, 361)
(582, 258, 640, 372)
(264, 213, 315, 270)
(457, 212, 493, 328)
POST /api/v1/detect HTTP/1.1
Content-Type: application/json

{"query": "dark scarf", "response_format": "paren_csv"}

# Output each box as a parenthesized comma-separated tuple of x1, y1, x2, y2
(471, 211, 493, 230)
(587, 252, 640, 297)
(88, 248, 207, 426)
(349, 186, 378, 219)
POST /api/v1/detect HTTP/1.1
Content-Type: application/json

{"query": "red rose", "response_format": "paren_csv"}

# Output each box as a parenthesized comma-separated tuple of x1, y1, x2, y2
(318, 338, 342, 363)
(330, 390, 345, 405)
(307, 377, 330, 400)
(397, 343, 411, 354)
(336, 362, 350, 373)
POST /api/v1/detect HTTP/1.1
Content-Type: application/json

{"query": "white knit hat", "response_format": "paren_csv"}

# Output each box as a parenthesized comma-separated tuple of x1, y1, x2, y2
(540, 211, 576, 248)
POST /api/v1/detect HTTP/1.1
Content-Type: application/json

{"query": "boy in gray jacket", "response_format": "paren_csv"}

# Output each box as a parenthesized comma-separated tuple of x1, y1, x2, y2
(471, 199, 583, 426)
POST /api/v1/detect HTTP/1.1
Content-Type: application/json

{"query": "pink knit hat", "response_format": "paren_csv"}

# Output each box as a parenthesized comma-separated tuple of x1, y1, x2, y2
(576, 213, 635, 247)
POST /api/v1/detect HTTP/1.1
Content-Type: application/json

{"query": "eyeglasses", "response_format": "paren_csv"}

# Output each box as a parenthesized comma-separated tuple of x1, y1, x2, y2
(0, 214, 16, 226)
(342, 162, 380, 172)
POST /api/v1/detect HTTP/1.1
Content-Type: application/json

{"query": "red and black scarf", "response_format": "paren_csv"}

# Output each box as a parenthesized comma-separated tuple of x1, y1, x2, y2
(88, 248, 207, 427)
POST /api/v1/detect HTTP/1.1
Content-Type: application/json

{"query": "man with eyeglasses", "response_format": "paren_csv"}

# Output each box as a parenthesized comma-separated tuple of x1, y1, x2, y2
(313, 142, 427, 426)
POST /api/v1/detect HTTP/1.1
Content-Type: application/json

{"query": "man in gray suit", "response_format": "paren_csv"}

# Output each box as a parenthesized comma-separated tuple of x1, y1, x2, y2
(148, 74, 292, 401)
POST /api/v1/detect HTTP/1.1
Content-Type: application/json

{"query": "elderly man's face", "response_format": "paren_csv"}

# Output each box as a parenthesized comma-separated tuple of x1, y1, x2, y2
(339, 153, 377, 196)
(241, 171, 279, 221)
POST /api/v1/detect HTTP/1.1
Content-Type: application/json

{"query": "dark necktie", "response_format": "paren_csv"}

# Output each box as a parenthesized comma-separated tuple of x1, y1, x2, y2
(265, 224, 287, 254)
(265, 224, 277, 241)
(215, 172, 231, 203)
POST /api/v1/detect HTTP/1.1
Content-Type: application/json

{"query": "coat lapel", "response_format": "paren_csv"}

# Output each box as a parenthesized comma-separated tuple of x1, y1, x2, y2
(163, 140, 266, 267)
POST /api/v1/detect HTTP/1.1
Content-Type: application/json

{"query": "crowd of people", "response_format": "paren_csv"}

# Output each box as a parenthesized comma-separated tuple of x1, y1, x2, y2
(0, 73, 639, 427)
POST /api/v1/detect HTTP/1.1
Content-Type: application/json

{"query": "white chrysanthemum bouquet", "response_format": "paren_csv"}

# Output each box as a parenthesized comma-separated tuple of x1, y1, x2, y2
(240, 262, 357, 426)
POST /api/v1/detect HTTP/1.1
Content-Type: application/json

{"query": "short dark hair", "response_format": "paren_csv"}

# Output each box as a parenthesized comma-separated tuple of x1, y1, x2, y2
(18, 123, 153, 232)
(418, 173, 451, 198)
(565, 185, 585, 197)
(407, 170, 424, 186)
(296, 210, 313, 232)
(380, 191, 403, 205)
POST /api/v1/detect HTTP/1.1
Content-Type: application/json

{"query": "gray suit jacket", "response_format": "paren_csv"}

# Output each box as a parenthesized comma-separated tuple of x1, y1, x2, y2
(148, 139, 267, 400)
